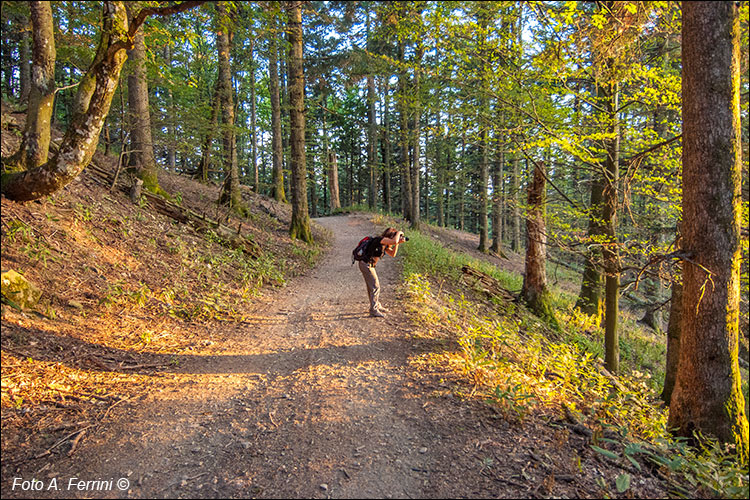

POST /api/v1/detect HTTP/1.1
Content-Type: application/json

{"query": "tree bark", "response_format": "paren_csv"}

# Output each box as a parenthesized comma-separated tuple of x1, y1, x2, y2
(216, 2, 242, 210)
(511, 155, 521, 252)
(19, 14, 31, 104)
(268, 2, 286, 203)
(10, 2, 55, 172)
(126, 3, 163, 195)
(576, 173, 605, 320)
(602, 83, 621, 374)
(2, 2, 127, 201)
(397, 37, 412, 222)
(286, 0, 312, 243)
(521, 161, 556, 326)
(250, 39, 259, 193)
(668, 1, 748, 458)
(410, 39, 423, 230)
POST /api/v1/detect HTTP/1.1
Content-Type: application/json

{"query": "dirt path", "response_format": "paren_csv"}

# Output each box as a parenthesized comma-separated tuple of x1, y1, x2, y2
(4, 215, 498, 499)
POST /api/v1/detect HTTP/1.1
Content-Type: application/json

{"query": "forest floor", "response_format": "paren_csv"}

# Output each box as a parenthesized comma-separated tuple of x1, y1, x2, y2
(2, 102, 684, 499)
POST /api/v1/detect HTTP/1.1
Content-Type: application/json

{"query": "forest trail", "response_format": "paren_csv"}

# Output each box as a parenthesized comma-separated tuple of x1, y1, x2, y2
(17, 214, 516, 499)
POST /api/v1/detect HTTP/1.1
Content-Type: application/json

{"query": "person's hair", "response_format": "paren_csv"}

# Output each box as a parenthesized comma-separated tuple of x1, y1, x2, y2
(381, 227, 399, 239)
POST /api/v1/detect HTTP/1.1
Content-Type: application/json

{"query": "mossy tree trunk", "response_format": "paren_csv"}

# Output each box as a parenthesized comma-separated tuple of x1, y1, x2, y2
(668, 1, 748, 459)
(8, 1, 55, 172)
(2, 2, 126, 201)
(286, 0, 312, 243)
(126, 2, 164, 196)
(661, 267, 682, 405)
(216, 1, 242, 211)
(521, 161, 557, 327)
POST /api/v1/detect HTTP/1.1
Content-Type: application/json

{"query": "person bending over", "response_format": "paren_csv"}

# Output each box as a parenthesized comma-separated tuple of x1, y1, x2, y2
(358, 227, 405, 318)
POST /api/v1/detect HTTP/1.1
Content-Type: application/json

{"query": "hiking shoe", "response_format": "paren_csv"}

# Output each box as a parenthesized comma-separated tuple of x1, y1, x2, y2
(370, 309, 385, 318)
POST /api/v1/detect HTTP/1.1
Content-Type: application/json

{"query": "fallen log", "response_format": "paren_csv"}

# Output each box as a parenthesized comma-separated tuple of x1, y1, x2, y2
(461, 265, 517, 302)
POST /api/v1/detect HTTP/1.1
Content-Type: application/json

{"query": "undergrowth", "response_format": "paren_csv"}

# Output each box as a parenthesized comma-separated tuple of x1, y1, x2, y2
(393, 219, 748, 498)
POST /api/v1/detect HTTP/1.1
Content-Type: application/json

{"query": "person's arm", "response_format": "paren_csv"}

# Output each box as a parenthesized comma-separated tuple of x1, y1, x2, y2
(383, 231, 404, 257)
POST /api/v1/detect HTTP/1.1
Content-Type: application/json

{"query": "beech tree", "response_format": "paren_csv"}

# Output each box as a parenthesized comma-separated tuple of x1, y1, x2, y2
(1, 1, 204, 202)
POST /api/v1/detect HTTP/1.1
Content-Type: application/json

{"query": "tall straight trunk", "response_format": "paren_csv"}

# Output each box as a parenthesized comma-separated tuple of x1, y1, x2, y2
(323, 95, 340, 211)
(286, 0, 312, 242)
(164, 43, 176, 172)
(669, 1, 748, 458)
(410, 41, 423, 229)
(491, 127, 504, 253)
(268, 5, 286, 203)
(367, 73, 377, 210)
(602, 83, 620, 374)
(521, 161, 556, 325)
(435, 112, 445, 228)
(382, 78, 392, 213)
(126, 4, 163, 194)
(576, 173, 606, 320)
(10, 2, 55, 172)
(249, 39, 259, 192)
(216, 2, 241, 210)
(397, 39, 412, 222)
(511, 155, 521, 252)
(476, 7, 490, 252)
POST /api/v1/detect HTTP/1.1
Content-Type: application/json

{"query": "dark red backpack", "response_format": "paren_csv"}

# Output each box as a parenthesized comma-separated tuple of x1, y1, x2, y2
(352, 236, 372, 265)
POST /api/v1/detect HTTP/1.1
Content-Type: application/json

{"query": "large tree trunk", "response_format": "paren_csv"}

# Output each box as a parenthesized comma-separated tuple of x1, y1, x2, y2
(397, 38, 412, 222)
(10, 2, 55, 172)
(521, 161, 556, 325)
(126, 3, 162, 195)
(216, 2, 242, 210)
(286, 0, 312, 243)
(268, 3, 286, 203)
(2, 2, 126, 201)
(668, 2, 748, 458)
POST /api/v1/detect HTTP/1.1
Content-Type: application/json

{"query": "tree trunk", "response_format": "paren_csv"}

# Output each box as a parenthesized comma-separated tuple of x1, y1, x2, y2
(511, 155, 521, 252)
(397, 39, 412, 222)
(2, 2, 128, 201)
(490, 128, 504, 254)
(521, 161, 556, 325)
(382, 78, 392, 214)
(19, 14, 31, 104)
(250, 39, 259, 193)
(668, 1, 748, 458)
(286, 0, 312, 243)
(198, 82, 220, 182)
(9, 2, 55, 172)
(126, 3, 162, 195)
(410, 40, 423, 230)
(602, 83, 621, 374)
(268, 3, 286, 203)
(216, 2, 242, 210)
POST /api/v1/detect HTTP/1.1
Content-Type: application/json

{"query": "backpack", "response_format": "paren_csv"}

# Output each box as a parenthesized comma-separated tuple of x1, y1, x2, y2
(352, 236, 372, 265)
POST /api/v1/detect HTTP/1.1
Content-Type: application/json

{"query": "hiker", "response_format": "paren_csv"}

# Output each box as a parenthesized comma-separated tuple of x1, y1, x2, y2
(357, 227, 406, 318)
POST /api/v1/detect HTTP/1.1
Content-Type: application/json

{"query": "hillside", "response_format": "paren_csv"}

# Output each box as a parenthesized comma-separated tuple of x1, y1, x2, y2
(2, 110, 746, 498)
